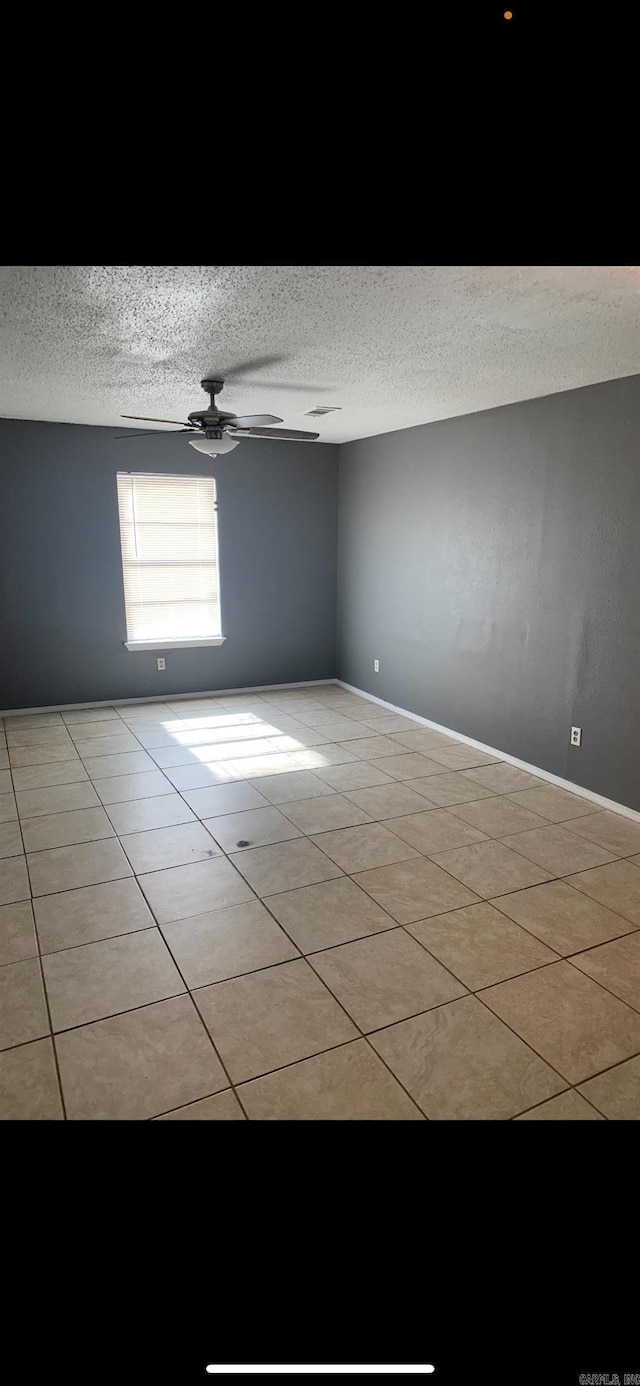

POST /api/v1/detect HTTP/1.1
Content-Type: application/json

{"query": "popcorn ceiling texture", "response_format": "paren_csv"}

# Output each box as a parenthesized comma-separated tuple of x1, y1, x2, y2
(1, 265, 639, 444)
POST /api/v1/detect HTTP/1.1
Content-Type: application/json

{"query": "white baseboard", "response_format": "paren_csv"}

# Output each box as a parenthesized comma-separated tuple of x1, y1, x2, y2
(0, 678, 337, 719)
(337, 679, 640, 826)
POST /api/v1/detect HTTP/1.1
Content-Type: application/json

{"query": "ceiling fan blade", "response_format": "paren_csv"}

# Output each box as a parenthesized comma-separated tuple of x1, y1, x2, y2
(224, 354, 288, 379)
(121, 414, 193, 427)
(116, 429, 197, 440)
(230, 414, 284, 428)
(234, 381, 337, 393)
(229, 426, 320, 442)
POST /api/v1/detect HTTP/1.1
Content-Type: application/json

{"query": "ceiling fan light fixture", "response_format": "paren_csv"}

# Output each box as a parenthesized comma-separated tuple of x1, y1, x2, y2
(188, 433, 240, 456)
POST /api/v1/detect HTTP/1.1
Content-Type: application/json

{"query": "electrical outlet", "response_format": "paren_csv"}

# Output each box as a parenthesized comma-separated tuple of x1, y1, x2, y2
(373, 659, 380, 673)
(157, 658, 166, 671)
(570, 726, 582, 747)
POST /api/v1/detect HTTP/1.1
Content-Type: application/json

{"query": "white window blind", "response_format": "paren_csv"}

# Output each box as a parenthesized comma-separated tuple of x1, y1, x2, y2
(117, 473, 222, 647)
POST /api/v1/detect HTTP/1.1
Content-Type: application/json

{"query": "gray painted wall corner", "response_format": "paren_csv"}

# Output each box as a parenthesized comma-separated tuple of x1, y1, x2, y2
(337, 374, 640, 812)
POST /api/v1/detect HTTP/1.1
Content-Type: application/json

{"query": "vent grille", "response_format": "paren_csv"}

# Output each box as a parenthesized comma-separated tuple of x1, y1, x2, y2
(304, 406, 342, 417)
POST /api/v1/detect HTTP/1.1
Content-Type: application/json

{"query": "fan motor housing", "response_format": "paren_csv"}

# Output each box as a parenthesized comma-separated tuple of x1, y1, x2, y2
(189, 381, 227, 429)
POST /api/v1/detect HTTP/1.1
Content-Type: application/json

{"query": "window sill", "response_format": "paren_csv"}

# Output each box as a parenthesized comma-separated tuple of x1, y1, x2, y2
(124, 637, 227, 652)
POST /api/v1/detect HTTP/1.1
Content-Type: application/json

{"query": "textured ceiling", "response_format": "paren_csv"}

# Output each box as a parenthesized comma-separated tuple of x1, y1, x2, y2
(0, 265, 639, 444)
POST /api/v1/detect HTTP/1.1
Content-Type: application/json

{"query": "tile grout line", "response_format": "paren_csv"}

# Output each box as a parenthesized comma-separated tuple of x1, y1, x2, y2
(6, 809, 640, 953)
(12, 902, 640, 1099)
(5, 689, 640, 1118)
(404, 912, 640, 992)
(126, 852, 255, 1120)
(12, 789, 68, 1119)
(16, 712, 249, 1115)
(1, 907, 493, 972)
(561, 953, 640, 1020)
(349, 915, 640, 1097)
(460, 971, 640, 1098)
(10, 711, 640, 943)
(393, 923, 640, 1103)
(247, 896, 430, 1119)
(506, 1088, 606, 1120)
(231, 1035, 426, 1106)
(109, 707, 428, 1115)
(567, 1086, 612, 1118)
(149, 1087, 246, 1121)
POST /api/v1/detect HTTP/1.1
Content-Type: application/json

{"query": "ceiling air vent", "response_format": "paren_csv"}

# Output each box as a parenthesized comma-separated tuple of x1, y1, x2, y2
(304, 406, 342, 417)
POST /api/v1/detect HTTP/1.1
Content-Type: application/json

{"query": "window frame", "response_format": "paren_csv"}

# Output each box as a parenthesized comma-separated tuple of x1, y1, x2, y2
(116, 470, 227, 653)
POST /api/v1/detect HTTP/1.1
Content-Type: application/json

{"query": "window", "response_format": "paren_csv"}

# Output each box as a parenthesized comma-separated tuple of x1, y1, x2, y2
(116, 472, 225, 650)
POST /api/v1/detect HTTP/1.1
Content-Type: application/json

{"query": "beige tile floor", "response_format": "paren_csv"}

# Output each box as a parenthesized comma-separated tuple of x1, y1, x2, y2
(2, 684, 640, 1120)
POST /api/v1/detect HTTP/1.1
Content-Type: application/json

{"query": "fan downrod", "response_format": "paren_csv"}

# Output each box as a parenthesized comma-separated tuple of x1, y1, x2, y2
(201, 378, 224, 401)
(185, 379, 226, 430)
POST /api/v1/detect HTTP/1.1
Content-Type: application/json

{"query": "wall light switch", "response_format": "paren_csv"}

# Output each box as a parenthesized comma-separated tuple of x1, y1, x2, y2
(374, 659, 380, 673)
(157, 658, 166, 671)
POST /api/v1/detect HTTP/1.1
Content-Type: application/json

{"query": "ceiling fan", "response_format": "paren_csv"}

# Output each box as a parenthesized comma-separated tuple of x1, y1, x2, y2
(118, 378, 320, 455)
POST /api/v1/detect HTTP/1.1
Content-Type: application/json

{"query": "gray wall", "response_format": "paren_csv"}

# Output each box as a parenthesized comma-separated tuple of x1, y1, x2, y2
(0, 419, 338, 709)
(337, 374, 640, 812)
